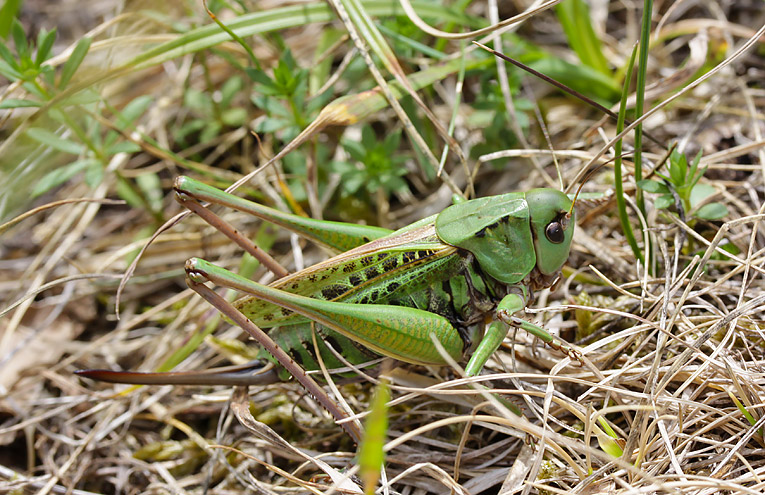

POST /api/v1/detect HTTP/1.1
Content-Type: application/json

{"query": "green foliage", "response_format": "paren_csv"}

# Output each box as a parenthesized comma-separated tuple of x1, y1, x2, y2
(555, 0, 610, 76)
(0, 19, 91, 104)
(248, 50, 328, 140)
(468, 69, 532, 160)
(596, 417, 625, 458)
(0, 0, 22, 38)
(614, 43, 643, 263)
(333, 125, 409, 197)
(0, 20, 55, 87)
(27, 96, 156, 210)
(379, 16, 447, 61)
(175, 75, 248, 146)
(637, 149, 728, 221)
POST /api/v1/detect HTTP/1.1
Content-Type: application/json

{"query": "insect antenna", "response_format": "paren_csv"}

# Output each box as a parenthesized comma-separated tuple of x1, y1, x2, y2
(567, 152, 634, 217)
(472, 42, 666, 148)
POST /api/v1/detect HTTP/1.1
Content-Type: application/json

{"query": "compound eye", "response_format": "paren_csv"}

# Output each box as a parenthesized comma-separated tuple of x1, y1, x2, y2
(545, 221, 565, 244)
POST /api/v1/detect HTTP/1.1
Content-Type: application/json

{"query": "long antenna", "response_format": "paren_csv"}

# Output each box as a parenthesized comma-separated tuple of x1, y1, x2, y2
(567, 153, 632, 216)
(472, 42, 665, 148)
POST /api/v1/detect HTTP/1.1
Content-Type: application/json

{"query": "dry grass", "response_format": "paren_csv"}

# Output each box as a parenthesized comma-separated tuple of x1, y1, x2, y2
(2, 1, 765, 494)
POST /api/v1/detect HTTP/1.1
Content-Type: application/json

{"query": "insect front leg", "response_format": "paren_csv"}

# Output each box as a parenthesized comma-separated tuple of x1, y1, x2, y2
(463, 286, 582, 376)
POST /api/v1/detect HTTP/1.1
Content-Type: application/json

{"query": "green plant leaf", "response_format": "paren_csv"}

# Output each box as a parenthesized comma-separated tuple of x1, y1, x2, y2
(637, 179, 669, 194)
(668, 150, 686, 187)
(221, 107, 247, 126)
(595, 417, 624, 457)
(255, 117, 289, 133)
(11, 19, 28, 61)
(184, 88, 212, 112)
(105, 141, 141, 155)
(84, 161, 104, 188)
(359, 380, 389, 495)
(136, 172, 164, 213)
(26, 127, 86, 155)
(59, 37, 92, 89)
(0, 0, 22, 38)
(220, 76, 243, 107)
(695, 202, 728, 220)
(115, 95, 154, 129)
(689, 183, 716, 208)
(687, 150, 703, 183)
(35, 28, 57, 67)
(654, 195, 674, 210)
(555, 0, 610, 76)
(0, 98, 41, 108)
(527, 56, 619, 101)
(0, 39, 19, 69)
(31, 158, 99, 197)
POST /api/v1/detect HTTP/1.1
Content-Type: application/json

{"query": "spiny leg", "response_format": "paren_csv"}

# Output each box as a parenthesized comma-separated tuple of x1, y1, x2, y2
(174, 176, 391, 253)
(497, 293, 582, 363)
(174, 180, 290, 279)
(81, 178, 391, 412)
(75, 361, 279, 386)
(463, 291, 582, 376)
(188, 258, 464, 367)
(185, 260, 362, 443)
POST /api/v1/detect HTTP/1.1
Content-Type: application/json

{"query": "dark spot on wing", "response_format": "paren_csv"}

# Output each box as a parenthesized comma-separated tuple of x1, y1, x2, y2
(360, 256, 375, 267)
(302, 340, 319, 362)
(321, 284, 347, 300)
(364, 266, 380, 280)
(383, 257, 399, 272)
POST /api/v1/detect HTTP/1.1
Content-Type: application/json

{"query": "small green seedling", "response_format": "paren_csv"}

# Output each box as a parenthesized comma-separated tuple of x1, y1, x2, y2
(637, 149, 728, 221)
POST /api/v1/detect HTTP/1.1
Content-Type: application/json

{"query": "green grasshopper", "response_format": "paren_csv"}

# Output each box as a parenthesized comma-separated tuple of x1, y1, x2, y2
(79, 175, 582, 441)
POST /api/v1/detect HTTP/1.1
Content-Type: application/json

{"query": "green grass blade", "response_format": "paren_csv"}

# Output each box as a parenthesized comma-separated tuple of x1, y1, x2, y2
(555, 0, 610, 76)
(614, 43, 643, 263)
(633, 0, 653, 215)
(359, 380, 389, 495)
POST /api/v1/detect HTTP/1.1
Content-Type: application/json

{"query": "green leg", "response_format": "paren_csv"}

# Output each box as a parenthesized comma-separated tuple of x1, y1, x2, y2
(464, 321, 505, 376)
(174, 176, 392, 253)
(463, 291, 582, 375)
(184, 260, 362, 443)
(496, 293, 582, 363)
(187, 258, 465, 367)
